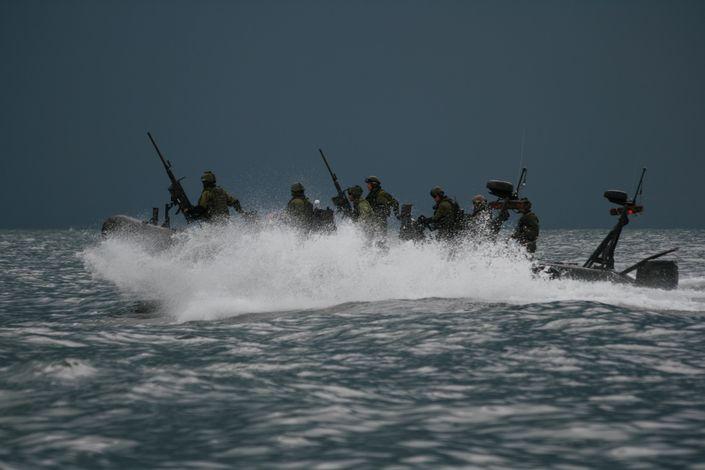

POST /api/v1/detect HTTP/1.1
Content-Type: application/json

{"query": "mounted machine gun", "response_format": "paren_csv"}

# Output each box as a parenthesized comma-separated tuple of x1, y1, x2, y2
(147, 132, 200, 226)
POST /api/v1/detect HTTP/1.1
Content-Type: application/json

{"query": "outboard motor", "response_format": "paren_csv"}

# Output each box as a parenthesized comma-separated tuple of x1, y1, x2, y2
(636, 260, 679, 290)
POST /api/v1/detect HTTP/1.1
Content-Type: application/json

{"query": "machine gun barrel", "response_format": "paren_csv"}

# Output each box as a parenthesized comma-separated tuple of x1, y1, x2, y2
(147, 132, 197, 223)
(319, 148, 353, 215)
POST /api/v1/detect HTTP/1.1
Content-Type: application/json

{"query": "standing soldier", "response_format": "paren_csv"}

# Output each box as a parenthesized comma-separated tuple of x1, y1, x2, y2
(420, 186, 461, 241)
(285, 182, 314, 230)
(511, 200, 540, 253)
(364, 176, 400, 236)
(190, 171, 245, 221)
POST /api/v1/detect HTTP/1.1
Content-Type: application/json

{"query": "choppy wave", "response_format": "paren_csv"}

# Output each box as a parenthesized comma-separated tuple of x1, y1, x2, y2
(2, 228, 705, 468)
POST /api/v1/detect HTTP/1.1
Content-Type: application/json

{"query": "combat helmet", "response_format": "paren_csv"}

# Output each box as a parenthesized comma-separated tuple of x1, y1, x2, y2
(472, 194, 487, 212)
(519, 198, 532, 211)
(201, 171, 216, 184)
(291, 182, 305, 195)
(430, 186, 445, 198)
(365, 175, 381, 185)
(346, 185, 363, 198)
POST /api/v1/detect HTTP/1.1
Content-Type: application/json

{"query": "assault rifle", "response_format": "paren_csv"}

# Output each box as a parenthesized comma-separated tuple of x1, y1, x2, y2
(319, 148, 353, 216)
(147, 132, 199, 224)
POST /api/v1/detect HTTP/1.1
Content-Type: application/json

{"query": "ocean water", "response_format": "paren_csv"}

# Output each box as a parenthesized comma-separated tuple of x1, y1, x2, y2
(1, 222, 705, 469)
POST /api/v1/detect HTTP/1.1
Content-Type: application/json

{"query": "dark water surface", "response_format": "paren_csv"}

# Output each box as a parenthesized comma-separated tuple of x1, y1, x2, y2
(1, 228, 705, 468)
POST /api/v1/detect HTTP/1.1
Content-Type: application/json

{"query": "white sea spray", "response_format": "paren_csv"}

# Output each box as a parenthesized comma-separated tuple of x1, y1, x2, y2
(82, 219, 705, 322)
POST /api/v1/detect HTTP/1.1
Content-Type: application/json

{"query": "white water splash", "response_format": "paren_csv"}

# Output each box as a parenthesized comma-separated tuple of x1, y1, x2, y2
(82, 219, 705, 322)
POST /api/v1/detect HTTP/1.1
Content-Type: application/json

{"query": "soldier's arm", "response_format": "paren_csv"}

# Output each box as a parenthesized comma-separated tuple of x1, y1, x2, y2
(387, 193, 400, 217)
(523, 216, 539, 241)
(359, 200, 374, 220)
(197, 190, 210, 208)
(285, 200, 294, 215)
(431, 201, 452, 224)
(510, 216, 523, 239)
(512, 216, 536, 241)
(289, 198, 307, 217)
(226, 193, 243, 213)
(491, 209, 509, 234)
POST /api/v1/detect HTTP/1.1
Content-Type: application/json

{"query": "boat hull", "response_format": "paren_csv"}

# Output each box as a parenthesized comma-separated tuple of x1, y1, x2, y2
(536, 260, 678, 289)
(101, 215, 174, 249)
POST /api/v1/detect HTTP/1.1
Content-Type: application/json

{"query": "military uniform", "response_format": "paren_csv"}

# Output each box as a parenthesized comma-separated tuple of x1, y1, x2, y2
(364, 177, 399, 234)
(353, 198, 374, 222)
(467, 201, 503, 237)
(346, 186, 374, 224)
(512, 211, 540, 253)
(286, 183, 314, 230)
(198, 187, 242, 219)
(423, 187, 461, 241)
(195, 171, 243, 220)
(429, 196, 460, 240)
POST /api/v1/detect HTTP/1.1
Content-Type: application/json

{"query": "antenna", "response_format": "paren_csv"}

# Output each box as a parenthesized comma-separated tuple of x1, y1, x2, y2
(632, 167, 647, 204)
(518, 128, 526, 178)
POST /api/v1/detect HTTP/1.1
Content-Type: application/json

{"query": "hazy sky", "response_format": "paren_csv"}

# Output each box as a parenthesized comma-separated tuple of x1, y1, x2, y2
(1, 0, 703, 229)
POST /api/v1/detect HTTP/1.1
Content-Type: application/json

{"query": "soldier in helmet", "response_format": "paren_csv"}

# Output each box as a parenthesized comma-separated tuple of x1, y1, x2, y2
(466, 194, 497, 236)
(285, 182, 314, 229)
(511, 199, 539, 253)
(364, 176, 399, 235)
(346, 185, 374, 229)
(191, 171, 245, 221)
(471, 195, 488, 217)
(345, 185, 375, 236)
(419, 186, 461, 241)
